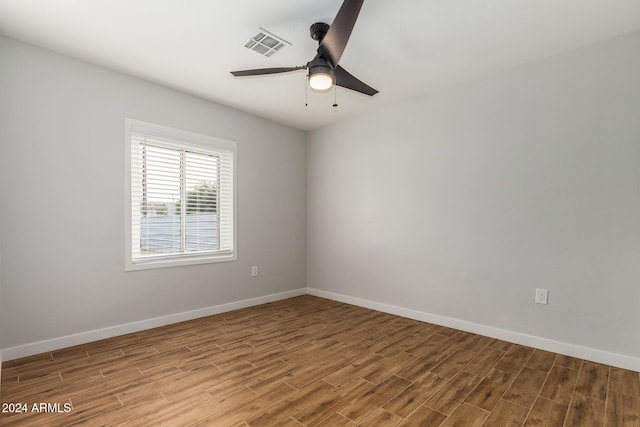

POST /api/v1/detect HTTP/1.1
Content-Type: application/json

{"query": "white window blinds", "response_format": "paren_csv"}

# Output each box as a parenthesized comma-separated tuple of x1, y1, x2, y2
(126, 119, 236, 270)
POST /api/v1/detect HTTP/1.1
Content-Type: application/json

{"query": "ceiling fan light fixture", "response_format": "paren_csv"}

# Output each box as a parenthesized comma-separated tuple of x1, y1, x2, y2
(309, 72, 333, 91)
(308, 58, 334, 91)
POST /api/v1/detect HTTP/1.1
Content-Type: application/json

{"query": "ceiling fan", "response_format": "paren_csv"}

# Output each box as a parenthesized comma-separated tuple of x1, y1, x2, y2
(230, 0, 378, 96)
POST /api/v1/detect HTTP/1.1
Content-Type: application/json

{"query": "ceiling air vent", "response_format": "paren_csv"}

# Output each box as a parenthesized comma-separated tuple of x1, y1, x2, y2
(244, 28, 291, 57)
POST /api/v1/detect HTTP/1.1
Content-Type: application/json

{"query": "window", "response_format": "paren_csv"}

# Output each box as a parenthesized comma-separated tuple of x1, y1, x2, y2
(125, 119, 236, 270)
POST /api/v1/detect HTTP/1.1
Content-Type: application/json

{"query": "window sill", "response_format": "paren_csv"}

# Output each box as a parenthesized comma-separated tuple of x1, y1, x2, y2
(125, 253, 237, 271)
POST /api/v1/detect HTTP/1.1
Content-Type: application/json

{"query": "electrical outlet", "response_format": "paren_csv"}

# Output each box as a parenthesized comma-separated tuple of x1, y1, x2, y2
(251, 266, 258, 277)
(535, 288, 548, 305)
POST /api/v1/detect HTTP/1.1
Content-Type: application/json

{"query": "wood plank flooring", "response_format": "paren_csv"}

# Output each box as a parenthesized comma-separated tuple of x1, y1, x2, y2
(1, 295, 640, 426)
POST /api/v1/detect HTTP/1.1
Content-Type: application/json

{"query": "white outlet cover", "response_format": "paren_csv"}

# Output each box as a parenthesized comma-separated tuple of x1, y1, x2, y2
(535, 288, 548, 305)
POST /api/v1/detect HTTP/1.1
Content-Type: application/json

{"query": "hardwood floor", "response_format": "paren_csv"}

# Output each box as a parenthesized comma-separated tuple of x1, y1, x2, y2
(1, 295, 639, 426)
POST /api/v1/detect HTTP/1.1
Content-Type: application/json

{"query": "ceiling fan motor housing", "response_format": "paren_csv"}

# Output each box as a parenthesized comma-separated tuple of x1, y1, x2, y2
(310, 22, 330, 42)
(308, 57, 334, 77)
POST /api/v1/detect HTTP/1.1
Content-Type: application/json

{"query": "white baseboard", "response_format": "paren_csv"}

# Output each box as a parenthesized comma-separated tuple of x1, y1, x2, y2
(4, 287, 640, 372)
(2, 288, 306, 361)
(307, 287, 640, 372)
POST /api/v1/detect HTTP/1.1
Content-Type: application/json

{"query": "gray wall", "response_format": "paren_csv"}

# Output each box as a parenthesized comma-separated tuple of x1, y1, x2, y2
(0, 36, 307, 351)
(307, 31, 640, 360)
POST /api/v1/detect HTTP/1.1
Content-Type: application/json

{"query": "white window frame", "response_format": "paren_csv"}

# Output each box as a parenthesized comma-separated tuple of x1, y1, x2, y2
(125, 118, 237, 271)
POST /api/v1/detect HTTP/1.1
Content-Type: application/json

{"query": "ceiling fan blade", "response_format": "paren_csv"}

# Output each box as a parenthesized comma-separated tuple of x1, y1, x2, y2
(317, 0, 364, 67)
(334, 65, 378, 96)
(231, 66, 306, 77)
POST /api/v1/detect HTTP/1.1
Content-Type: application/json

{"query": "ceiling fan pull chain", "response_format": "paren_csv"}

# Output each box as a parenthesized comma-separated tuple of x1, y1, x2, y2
(333, 84, 338, 112)
(305, 77, 309, 111)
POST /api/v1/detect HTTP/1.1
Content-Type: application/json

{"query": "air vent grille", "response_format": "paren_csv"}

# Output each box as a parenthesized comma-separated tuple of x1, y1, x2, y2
(244, 28, 291, 57)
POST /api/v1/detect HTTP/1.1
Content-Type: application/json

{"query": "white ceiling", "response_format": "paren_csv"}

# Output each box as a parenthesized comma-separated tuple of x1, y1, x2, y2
(1, 0, 640, 131)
